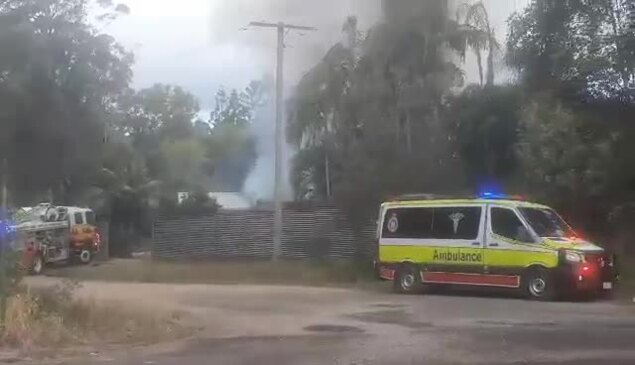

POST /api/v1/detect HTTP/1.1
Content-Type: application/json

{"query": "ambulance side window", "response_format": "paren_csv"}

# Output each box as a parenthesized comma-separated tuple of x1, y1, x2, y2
(491, 208, 532, 243)
(432, 207, 482, 240)
(382, 208, 433, 239)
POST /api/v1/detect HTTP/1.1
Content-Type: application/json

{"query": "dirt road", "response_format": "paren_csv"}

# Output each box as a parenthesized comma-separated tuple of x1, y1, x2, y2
(26, 277, 635, 364)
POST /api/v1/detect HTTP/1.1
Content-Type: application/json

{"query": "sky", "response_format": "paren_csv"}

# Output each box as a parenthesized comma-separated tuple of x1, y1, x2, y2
(107, 0, 382, 111)
(107, 0, 529, 111)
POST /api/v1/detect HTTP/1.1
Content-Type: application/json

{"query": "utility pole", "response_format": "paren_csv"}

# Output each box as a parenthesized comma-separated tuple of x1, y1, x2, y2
(248, 21, 316, 261)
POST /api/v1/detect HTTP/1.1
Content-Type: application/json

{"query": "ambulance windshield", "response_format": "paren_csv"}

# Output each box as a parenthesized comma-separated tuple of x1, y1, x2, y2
(518, 208, 575, 239)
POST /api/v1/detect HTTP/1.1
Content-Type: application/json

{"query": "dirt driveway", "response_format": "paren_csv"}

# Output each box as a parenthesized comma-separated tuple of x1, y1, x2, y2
(25, 277, 635, 364)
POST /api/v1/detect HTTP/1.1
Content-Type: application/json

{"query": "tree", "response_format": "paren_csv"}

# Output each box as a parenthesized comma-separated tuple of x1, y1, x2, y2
(507, 0, 635, 247)
(507, 0, 635, 102)
(0, 0, 133, 205)
(203, 123, 256, 192)
(203, 83, 264, 192)
(103, 84, 206, 256)
(445, 85, 522, 186)
(287, 16, 360, 199)
(518, 100, 611, 202)
(118, 84, 199, 143)
(455, 1, 500, 86)
(158, 140, 207, 191)
(515, 97, 623, 243)
(210, 88, 251, 127)
(288, 1, 473, 224)
(115, 83, 200, 183)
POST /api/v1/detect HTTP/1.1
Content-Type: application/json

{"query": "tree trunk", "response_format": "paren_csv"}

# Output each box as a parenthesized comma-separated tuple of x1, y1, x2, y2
(486, 39, 495, 86)
(324, 152, 331, 198)
(475, 49, 484, 87)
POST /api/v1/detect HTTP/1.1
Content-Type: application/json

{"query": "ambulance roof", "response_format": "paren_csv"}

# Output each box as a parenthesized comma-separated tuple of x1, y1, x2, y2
(382, 198, 550, 210)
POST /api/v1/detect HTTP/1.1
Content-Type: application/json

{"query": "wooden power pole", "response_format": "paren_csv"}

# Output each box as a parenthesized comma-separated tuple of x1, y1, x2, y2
(248, 21, 316, 261)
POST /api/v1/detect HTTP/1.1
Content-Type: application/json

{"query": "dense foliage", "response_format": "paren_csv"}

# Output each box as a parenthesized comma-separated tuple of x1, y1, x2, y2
(288, 0, 635, 250)
(0, 0, 259, 256)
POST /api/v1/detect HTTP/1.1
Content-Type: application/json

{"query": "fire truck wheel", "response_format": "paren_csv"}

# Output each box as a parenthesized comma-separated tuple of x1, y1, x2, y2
(79, 250, 92, 264)
(31, 254, 44, 275)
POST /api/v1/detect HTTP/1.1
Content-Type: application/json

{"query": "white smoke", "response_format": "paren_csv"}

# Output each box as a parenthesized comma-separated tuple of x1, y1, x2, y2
(231, 0, 382, 202)
(208, 0, 382, 88)
(242, 80, 294, 202)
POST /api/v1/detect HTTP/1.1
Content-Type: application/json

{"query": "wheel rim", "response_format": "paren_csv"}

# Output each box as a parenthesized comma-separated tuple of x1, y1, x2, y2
(33, 256, 43, 273)
(401, 273, 415, 290)
(529, 277, 546, 297)
(80, 250, 91, 263)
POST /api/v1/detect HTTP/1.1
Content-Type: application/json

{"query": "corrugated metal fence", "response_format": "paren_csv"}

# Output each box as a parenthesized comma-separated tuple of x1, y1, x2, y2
(153, 207, 377, 260)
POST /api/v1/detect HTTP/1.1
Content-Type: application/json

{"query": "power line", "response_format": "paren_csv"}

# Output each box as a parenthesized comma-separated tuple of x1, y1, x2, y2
(248, 21, 316, 262)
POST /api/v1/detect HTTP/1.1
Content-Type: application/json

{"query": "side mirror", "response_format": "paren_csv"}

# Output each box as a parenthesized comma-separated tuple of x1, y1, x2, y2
(516, 226, 534, 243)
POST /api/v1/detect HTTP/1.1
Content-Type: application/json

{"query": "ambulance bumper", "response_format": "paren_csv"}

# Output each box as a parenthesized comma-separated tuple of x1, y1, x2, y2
(556, 254, 617, 293)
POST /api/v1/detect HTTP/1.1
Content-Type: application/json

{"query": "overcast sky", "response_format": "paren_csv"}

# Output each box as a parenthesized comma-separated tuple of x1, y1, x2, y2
(106, 0, 529, 111)
(106, 0, 381, 110)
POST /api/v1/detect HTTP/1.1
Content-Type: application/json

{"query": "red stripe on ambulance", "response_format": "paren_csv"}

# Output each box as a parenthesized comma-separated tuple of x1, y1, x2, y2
(422, 272, 520, 288)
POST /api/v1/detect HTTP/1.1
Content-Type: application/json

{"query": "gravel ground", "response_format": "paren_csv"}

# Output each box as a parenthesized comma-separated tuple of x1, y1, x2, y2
(22, 277, 635, 365)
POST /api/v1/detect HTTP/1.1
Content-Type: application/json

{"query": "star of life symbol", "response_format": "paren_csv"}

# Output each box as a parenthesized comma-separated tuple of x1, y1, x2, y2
(449, 212, 465, 234)
(387, 214, 399, 233)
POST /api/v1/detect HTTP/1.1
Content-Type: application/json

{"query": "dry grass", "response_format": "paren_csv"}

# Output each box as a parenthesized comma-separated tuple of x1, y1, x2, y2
(1, 281, 191, 351)
(47, 258, 375, 287)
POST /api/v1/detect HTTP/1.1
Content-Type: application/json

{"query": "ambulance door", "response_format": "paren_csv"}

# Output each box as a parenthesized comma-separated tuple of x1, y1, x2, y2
(484, 205, 541, 287)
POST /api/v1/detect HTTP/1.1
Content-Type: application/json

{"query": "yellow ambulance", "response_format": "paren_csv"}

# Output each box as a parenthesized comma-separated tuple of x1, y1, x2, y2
(375, 194, 617, 300)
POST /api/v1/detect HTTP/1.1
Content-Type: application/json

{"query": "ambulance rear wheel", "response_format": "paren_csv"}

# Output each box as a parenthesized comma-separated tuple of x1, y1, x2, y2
(523, 267, 556, 301)
(394, 264, 422, 294)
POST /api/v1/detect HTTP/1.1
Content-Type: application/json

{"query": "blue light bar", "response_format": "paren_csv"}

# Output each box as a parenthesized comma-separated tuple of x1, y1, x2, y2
(478, 192, 526, 200)
(478, 192, 509, 199)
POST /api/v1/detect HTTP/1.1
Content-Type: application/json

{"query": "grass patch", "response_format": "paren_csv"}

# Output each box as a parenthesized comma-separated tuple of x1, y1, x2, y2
(2, 280, 191, 351)
(46, 258, 376, 287)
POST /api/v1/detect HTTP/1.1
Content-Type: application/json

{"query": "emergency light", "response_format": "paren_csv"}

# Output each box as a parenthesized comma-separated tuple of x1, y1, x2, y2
(477, 192, 526, 200)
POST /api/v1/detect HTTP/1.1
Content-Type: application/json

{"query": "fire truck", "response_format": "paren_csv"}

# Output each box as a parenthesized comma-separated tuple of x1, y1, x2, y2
(12, 203, 100, 274)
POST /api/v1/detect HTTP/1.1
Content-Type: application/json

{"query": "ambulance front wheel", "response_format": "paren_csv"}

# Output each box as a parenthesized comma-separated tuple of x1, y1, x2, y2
(393, 264, 423, 294)
(523, 267, 556, 301)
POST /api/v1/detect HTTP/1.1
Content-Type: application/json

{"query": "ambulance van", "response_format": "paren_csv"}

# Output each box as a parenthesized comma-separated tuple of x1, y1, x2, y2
(375, 194, 617, 300)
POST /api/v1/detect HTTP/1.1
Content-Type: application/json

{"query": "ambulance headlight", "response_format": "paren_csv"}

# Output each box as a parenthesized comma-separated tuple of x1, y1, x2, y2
(564, 250, 584, 263)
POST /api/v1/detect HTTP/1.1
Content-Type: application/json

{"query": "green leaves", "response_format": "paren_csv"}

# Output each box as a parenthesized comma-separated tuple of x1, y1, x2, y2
(0, 0, 133, 204)
(445, 85, 522, 185)
(507, 0, 634, 102)
(210, 88, 252, 128)
(287, 3, 473, 218)
(517, 99, 612, 203)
